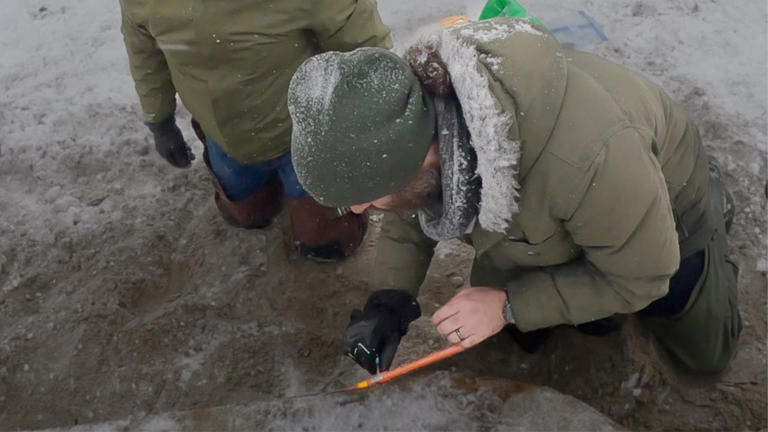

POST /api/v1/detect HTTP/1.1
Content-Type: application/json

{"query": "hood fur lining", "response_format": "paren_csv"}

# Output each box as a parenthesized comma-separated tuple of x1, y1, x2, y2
(437, 30, 521, 233)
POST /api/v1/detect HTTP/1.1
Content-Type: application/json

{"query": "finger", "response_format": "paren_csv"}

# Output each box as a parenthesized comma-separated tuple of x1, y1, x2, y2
(445, 329, 462, 345)
(435, 314, 463, 337)
(431, 303, 460, 325)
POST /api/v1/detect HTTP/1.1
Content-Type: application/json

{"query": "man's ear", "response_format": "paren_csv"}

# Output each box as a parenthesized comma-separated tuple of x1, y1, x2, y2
(405, 41, 452, 97)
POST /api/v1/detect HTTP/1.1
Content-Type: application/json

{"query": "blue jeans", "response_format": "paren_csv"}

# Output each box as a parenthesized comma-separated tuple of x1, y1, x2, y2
(204, 137, 307, 201)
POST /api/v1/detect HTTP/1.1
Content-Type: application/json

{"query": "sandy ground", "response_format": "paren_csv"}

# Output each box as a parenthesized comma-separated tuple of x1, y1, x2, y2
(0, 0, 766, 430)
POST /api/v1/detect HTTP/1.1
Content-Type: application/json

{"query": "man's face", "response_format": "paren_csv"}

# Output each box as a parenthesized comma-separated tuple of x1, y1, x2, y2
(350, 165, 441, 214)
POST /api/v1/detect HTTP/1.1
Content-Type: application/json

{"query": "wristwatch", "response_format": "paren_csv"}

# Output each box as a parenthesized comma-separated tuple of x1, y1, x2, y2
(503, 299, 516, 325)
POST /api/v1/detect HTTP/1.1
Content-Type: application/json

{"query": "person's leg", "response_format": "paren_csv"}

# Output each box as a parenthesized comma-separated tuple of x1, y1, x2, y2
(192, 120, 283, 229)
(639, 161, 742, 374)
(204, 136, 272, 201)
(273, 152, 368, 261)
(203, 147, 283, 229)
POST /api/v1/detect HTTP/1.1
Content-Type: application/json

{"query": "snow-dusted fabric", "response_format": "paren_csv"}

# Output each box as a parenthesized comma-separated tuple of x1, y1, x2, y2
(409, 22, 540, 232)
(443, 21, 542, 233)
(120, 0, 392, 163)
(418, 95, 480, 241)
(408, 22, 534, 234)
(287, 47, 435, 207)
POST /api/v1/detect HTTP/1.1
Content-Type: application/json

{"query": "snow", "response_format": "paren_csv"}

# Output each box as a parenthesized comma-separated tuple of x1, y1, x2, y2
(457, 19, 544, 42)
(0, 0, 765, 430)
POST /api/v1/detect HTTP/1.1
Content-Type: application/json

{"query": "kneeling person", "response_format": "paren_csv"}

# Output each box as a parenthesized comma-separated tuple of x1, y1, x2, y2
(119, 0, 390, 260)
(287, 18, 741, 374)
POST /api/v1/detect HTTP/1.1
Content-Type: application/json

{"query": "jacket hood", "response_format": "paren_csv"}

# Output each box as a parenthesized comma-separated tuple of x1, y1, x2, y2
(408, 18, 567, 233)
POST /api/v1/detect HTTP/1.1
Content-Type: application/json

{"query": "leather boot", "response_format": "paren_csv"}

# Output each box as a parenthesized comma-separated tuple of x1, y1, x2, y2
(288, 196, 368, 261)
(194, 119, 284, 229)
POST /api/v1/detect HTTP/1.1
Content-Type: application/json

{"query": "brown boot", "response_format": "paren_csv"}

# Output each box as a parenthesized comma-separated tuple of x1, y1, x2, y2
(203, 150, 284, 229)
(288, 196, 368, 261)
(195, 119, 284, 229)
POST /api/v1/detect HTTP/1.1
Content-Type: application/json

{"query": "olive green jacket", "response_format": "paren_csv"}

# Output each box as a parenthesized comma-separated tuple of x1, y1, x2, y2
(120, 0, 391, 163)
(375, 18, 712, 332)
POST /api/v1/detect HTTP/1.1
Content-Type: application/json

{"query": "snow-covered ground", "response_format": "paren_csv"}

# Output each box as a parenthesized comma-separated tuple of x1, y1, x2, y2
(1, 0, 766, 430)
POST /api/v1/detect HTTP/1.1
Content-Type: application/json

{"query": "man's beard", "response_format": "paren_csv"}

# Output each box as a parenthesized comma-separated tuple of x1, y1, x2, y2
(380, 166, 442, 212)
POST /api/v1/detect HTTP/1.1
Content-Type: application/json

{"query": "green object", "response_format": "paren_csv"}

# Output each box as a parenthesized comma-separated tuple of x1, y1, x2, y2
(119, 0, 392, 163)
(288, 48, 435, 208)
(478, 0, 543, 26)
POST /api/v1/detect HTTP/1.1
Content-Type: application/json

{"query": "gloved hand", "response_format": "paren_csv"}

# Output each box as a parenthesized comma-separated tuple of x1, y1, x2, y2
(342, 289, 421, 374)
(146, 116, 195, 168)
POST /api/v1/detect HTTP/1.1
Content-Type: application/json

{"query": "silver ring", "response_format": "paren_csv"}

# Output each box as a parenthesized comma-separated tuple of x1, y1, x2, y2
(455, 328, 465, 341)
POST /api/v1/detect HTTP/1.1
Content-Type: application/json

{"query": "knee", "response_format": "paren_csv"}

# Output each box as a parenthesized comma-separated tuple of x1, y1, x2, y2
(213, 174, 284, 229)
(666, 311, 742, 375)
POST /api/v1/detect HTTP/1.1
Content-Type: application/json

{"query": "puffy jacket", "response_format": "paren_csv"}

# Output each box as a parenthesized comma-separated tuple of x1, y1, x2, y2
(374, 18, 712, 331)
(120, 0, 391, 162)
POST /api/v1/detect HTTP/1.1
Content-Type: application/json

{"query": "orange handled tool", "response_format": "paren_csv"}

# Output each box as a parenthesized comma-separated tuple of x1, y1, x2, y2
(346, 344, 466, 390)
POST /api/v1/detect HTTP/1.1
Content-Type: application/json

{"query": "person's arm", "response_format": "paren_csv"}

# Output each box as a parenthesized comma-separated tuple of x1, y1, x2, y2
(433, 128, 680, 347)
(373, 211, 439, 299)
(506, 128, 680, 332)
(119, 1, 176, 124)
(120, 3, 193, 167)
(343, 211, 438, 373)
(307, 0, 393, 52)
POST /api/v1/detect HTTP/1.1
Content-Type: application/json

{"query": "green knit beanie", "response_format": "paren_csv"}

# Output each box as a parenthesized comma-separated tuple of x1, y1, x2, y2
(288, 47, 435, 208)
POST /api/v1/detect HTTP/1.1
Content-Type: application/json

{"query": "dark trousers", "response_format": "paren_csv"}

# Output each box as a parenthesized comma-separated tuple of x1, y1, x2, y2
(639, 169, 742, 374)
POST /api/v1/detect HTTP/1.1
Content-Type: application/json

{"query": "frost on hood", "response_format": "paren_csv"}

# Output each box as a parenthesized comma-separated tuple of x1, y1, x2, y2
(435, 24, 523, 234)
(457, 19, 543, 43)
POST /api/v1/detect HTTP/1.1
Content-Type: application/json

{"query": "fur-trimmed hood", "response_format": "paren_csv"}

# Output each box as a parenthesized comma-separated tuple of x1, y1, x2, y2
(406, 18, 567, 234)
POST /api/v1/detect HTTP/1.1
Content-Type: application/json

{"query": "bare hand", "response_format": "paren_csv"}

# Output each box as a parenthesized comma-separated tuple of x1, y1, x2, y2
(431, 287, 507, 348)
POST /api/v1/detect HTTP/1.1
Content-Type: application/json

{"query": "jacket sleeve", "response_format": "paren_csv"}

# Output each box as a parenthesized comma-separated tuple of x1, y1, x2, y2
(308, 0, 393, 52)
(120, 2, 177, 123)
(506, 128, 681, 331)
(373, 212, 438, 299)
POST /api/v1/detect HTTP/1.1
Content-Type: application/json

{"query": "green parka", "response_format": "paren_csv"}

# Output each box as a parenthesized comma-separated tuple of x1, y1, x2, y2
(119, 0, 391, 163)
(375, 18, 713, 332)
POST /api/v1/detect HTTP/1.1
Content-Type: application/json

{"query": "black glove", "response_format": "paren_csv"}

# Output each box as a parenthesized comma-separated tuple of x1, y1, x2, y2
(146, 116, 195, 168)
(342, 290, 421, 374)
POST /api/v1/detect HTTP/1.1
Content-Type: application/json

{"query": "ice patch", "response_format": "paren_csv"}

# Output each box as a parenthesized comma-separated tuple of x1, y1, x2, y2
(757, 258, 768, 273)
(178, 351, 205, 383)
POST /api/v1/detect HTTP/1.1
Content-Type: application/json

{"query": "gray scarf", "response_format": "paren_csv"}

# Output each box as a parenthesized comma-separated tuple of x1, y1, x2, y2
(418, 95, 480, 241)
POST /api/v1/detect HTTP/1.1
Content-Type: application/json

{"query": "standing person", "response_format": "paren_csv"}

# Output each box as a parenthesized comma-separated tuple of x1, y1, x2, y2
(287, 18, 741, 374)
(119, 0, 391, 260)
